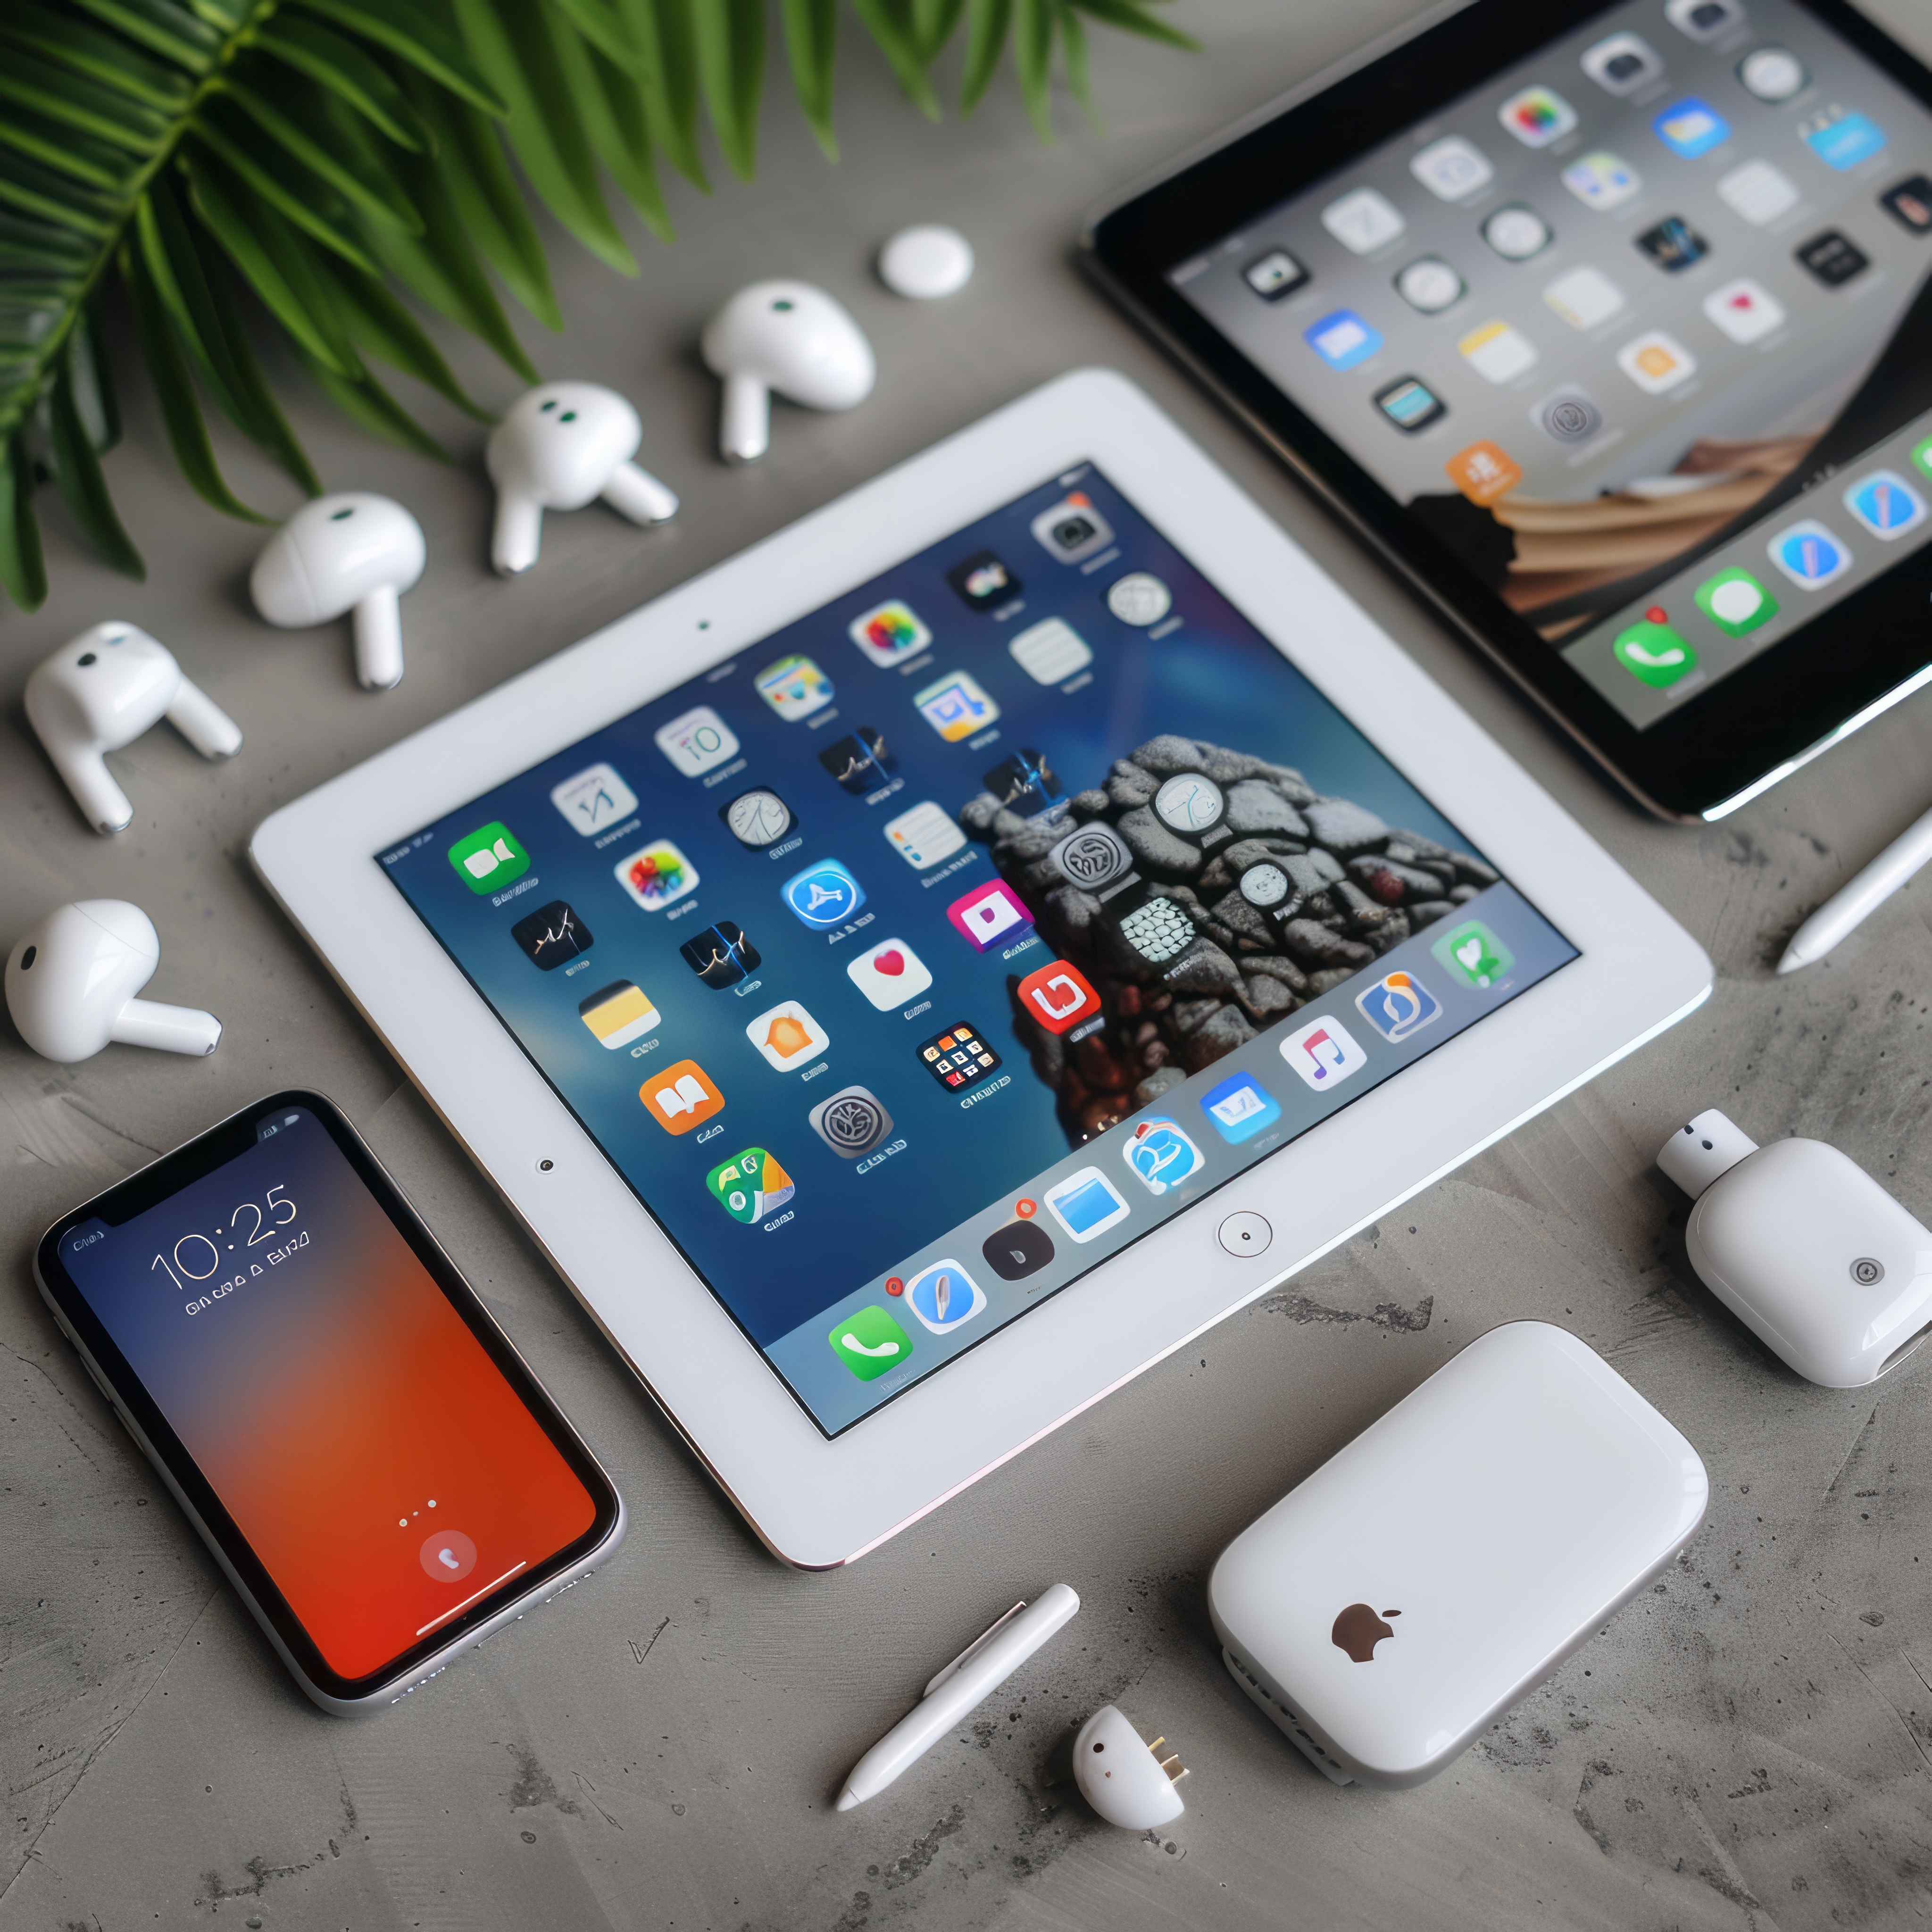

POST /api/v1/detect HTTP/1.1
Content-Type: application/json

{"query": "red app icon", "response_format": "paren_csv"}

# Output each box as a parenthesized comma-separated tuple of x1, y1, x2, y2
(1016, 960, 1101, 1034)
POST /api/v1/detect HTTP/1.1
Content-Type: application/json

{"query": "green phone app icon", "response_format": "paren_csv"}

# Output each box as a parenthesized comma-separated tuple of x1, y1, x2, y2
(449, 821, 530, 894)
(1913, 435, 1932, 483)
(828, 1306, 913, 1381)
(1432, 919, 1515, 991)
(1611, 607, 1698, 687)
(1694, 567, 1778, 638)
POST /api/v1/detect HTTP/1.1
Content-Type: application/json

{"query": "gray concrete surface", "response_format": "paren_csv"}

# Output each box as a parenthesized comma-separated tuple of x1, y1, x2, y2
(5, 3, 1932, 1926)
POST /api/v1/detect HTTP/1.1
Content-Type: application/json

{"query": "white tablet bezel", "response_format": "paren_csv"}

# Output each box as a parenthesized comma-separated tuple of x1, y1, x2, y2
(251, 368, 1712, 1569)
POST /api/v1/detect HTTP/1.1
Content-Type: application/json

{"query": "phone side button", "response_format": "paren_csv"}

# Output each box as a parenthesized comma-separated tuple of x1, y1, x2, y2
(1217, 1212, 1273, 1258)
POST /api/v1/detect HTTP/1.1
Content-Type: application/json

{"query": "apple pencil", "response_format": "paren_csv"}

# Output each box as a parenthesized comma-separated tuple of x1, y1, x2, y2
(1777, 801, 1932, 974)
(835, 1584, 1080, 1811)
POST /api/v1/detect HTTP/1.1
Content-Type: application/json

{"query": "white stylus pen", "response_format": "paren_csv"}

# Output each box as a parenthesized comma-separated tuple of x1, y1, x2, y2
(1777, 801, 1932, 974)
(835, 1584, 1081, 1811)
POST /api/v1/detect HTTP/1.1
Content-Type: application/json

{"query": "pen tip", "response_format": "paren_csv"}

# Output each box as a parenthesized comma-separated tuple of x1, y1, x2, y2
(1774, 952, 1803, 975)
(835, 1787, 860, 1813)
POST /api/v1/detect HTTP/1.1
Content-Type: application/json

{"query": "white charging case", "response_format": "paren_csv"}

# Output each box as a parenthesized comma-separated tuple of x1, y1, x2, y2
(1208, 1321, 1708, 1789)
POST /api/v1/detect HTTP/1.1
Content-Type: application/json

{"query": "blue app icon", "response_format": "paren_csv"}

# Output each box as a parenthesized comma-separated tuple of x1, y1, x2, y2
(1802, 109, 1886, 171)
(1199, 1073, 1283, 1145)
(781, 858, 866, 929)
(1843, 470, 1926, 540)
(1652, 98, 1730, 158)
(1122, 1117, 1205, 1197)
(1304, 309, 1383, 371)
(1354, 969, 1444, 1044)
(1766, 519, 1853, 590)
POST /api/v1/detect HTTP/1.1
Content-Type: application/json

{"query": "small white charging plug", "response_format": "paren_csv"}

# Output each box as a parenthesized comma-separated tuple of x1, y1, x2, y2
(1072, 1705, 1188, 1828)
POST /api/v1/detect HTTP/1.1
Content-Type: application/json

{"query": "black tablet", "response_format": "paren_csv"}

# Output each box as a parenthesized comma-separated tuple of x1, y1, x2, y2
(1085, 0, 1932, 821)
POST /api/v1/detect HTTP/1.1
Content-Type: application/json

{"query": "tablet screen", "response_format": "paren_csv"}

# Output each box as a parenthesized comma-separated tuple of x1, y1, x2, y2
(379, 468, 1577, 1435)
(1167, 0, 1932, 733)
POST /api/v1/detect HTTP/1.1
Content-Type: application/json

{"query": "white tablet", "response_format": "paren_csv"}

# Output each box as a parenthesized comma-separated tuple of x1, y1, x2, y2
(251, 368, 1711, 1568)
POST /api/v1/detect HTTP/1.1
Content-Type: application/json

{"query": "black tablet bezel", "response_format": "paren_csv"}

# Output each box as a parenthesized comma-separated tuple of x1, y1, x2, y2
(1084, 0, 1932, 822)
(33, 1090, 622, 1705)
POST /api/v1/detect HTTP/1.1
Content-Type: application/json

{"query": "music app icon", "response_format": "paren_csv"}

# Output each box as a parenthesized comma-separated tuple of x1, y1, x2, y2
(1281, 1014, 1369, 1092)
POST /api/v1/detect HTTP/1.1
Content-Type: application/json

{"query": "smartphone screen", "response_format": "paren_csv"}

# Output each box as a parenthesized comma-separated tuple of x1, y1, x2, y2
(42, 1098, 614, 1694)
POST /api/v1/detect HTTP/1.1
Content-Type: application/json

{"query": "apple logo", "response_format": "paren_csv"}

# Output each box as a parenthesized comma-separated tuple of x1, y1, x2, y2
(1332, 1603, 1400, 1662)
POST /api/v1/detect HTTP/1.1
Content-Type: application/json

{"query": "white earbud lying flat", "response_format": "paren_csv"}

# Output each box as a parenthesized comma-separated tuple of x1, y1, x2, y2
(700, 281, 875, 465)
(486, 381, 678, 575)
(250, 492, 426, 690)
(1073, 1706, 1188, 1829)
(25, 622, 242, 835)
(6, 900, 221, 1062)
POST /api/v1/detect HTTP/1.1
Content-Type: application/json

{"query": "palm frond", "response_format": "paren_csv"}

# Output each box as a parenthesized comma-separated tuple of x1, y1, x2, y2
(0, 0, 1195, 608)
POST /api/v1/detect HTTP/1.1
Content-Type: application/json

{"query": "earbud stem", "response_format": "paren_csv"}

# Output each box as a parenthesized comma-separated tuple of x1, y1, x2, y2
(491, 493, 543, 576)
(600, 462, 679, 525)
(165, 677, 243, 760)
(352, 586, 405, 690)
(49, 744, 134, 836)
(719, 373, 772, 465)
(110, 998, 222, 1057)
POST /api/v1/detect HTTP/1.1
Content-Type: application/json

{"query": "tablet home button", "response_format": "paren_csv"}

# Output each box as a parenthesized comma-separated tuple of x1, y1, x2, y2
(1217, 1212, 1273, 1258)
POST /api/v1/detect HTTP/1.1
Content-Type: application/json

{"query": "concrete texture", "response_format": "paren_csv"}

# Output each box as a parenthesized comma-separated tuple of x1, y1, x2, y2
(5, 3, 1932, 1926)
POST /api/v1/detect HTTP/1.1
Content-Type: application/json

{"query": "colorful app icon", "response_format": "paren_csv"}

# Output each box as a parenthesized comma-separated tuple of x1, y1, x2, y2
(1459, 321, 1537, 384)
(1117, 895, 1196, 964)
(641, 1058, 724, 1134)
(1654, 97, 1730, 158)
(1843, 470, 1926, 541)
(1738, 46, 1806, 100)
(819, 724, 896, 795)
(1282, 1014, 1370, 1091)
(1122, 1116, 1205, 1196)
(1613, 605, 1698, 685)
(1800, 106, 1886, 171)
(1394, 257, 1465, 314)
(982, 1218, 1054, 1282)
(1667, 0, 1742, 41)
(1319, 187, 1405, 255)
(1913, 436, 1932, 484)
(902, 1260, 987, 1335)
(1374, 377, 1446, 433)
(1794, 229, 1869, 286)
(1243, 249, 1310, 300)
(828, 1305, 912, 1380)
(1498, 84, 1577, 148)
(1616, 330, 1697, 394)
(1767, 519, 1853, 588)
(984, 747, 1064, 819)
(550, 760, 638, 835)
(885, 799, 968, 868)
(1542, 265, 1625, 330)
(1017, 960, 1101, 1035)
(913, 670, 1000, 742)
(448, 821, 529, 894)
(1561, 151, 1642, 211)
(1008, 617, 1093, 685)
(1444, 440, 1524, 506)
(1717, 159, 1799, 225)
(680, 920, 760, 988)
(1535, 389, 1603, 443)
(917, 1022, 1001, 1091)
(1043, 1167, 1131, 1244)
(1636, 216, 1709, 271)
(1482, 205, 1552, 261)
(653, 704, 740, 777)
(745, 999, 829, 1074)
(1581, 31, 1663, 95)
(753, 653, 834, 721)
(948, 878, 1033, 952)
(947, 549, 1022, 608)
(808, 1085, 893, 1158)
(1305, 309, 1382, 370)
(1881, 175, 1932, 234)
(510, 899, 593, 969)
(1199, 1072, 1282, 1145)
(721, 787, 795, 849)
(1694, 567, 1779, 637)
(1702, 277, 1786, 344)
(707, 1147, 796, 1224)
(1030, 492, 1114, 564)
(579, 979, 659, 1050)
(782, 858, 865, 929)
(614, 838, 699, 912)
(1432, 920, 1515, 991)
(847, 936, 933, 1010)
(848, 599, 932, 668)
(1356, 970, 1443, 1044)
(1409, 136, 1493, 202)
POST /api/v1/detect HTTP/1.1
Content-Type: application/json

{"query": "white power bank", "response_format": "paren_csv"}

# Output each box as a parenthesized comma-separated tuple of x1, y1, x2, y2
(1208, 1322, 1708, 1788)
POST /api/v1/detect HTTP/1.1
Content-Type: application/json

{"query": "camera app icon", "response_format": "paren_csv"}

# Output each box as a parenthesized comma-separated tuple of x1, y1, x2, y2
(1029, 491, 1114, 565)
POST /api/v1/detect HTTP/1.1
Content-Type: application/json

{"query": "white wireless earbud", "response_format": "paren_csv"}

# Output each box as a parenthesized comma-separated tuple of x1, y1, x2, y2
(6, 901, 221, 1062)
(485, 381, 678, 575)
(25, 622, 243, 835)
(250, 492, 426, 691)
(1072, 1706, 1188, 1829)
(700, 280, 876, 464)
